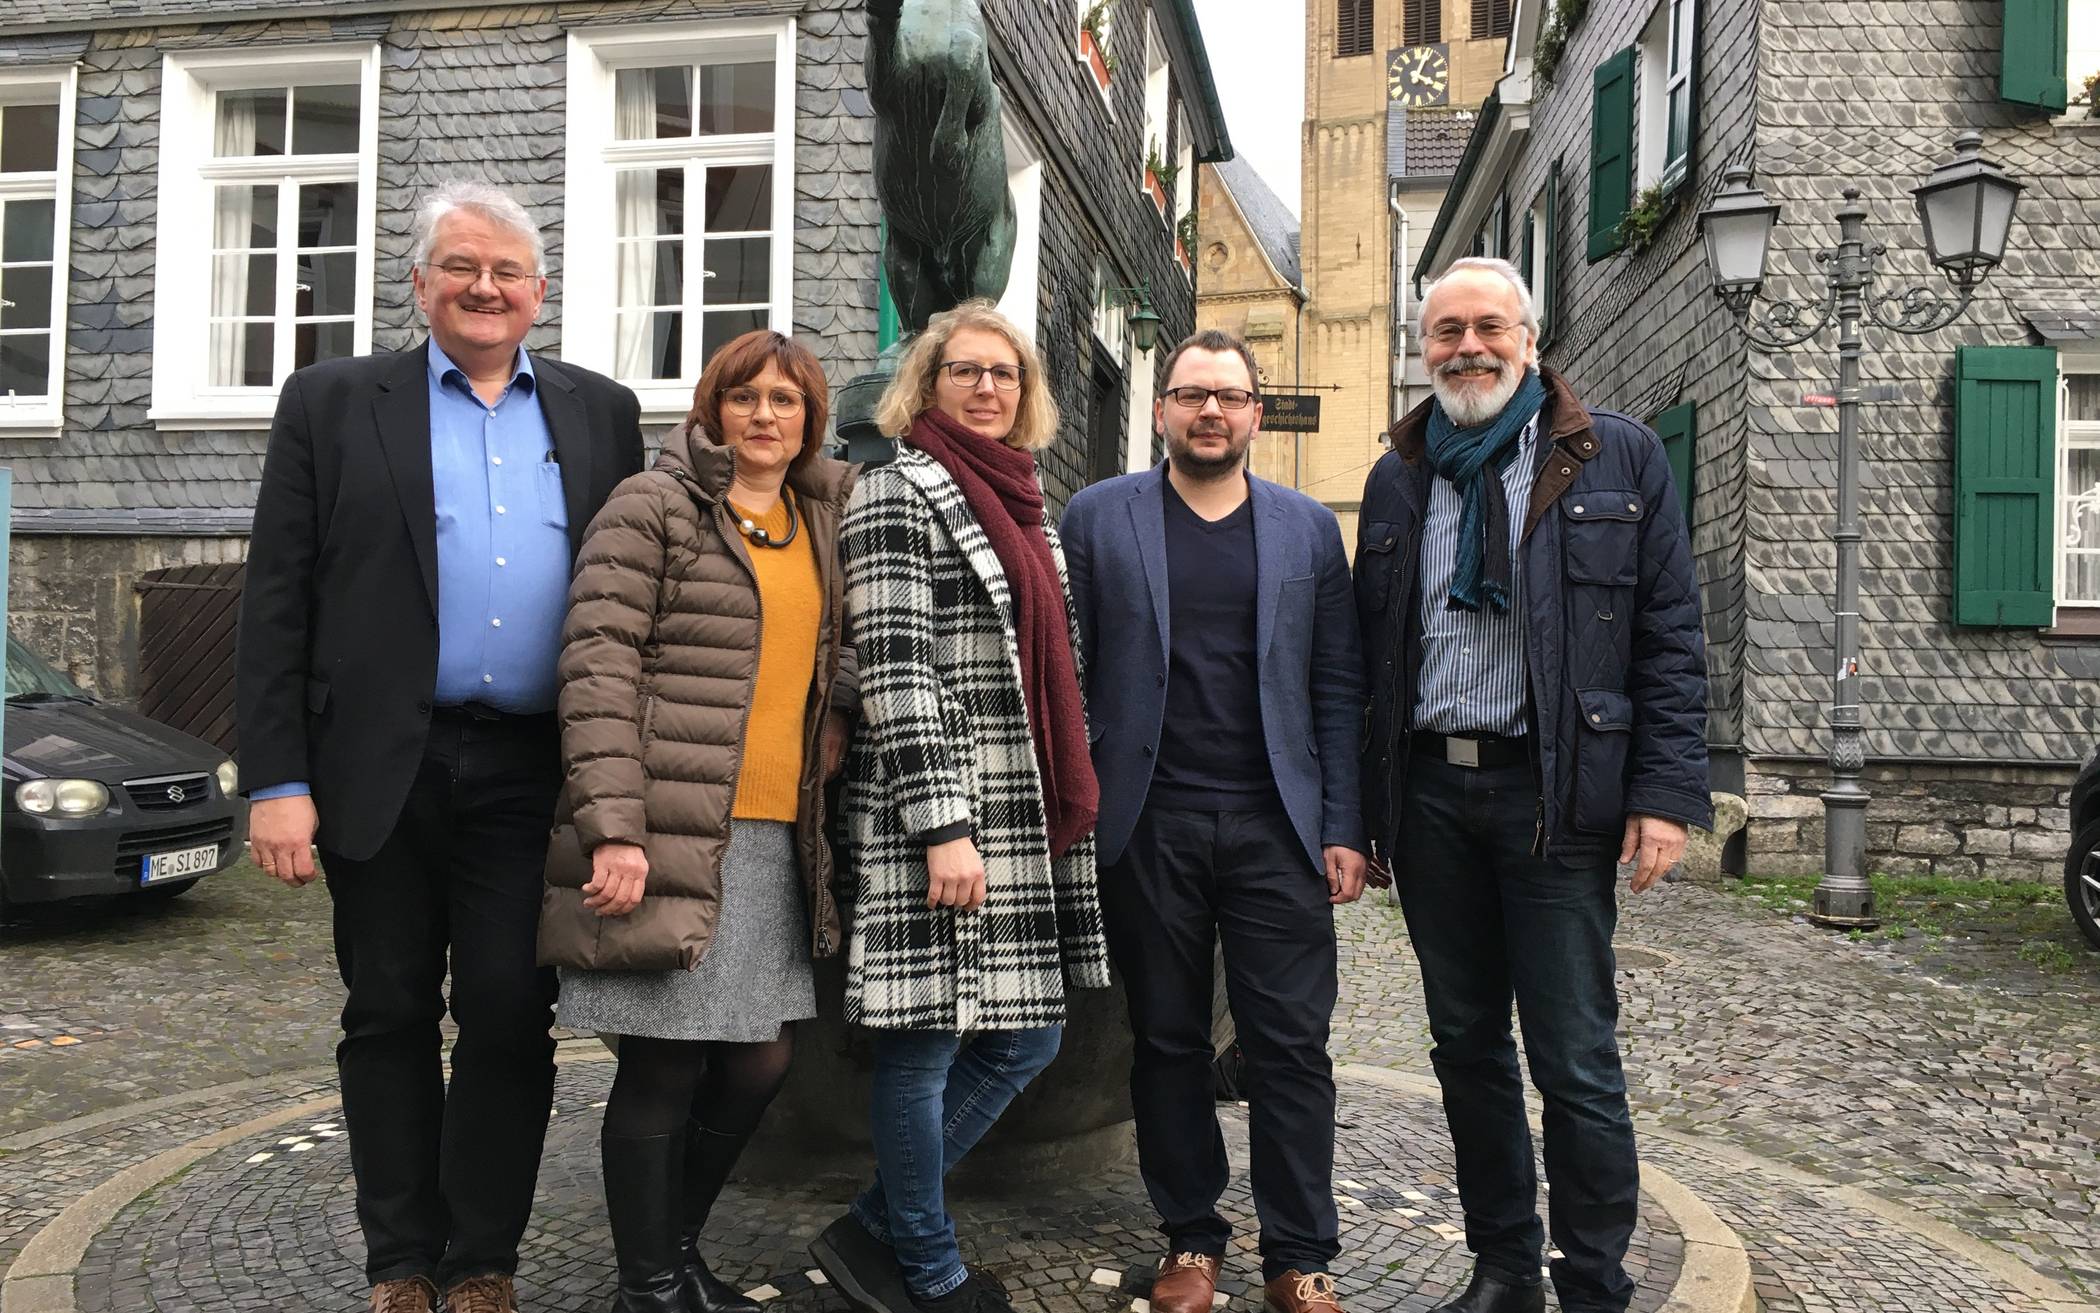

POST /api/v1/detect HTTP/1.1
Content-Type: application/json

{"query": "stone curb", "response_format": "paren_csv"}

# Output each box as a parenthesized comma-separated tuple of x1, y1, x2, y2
(1337, 1065, 1755, 1313)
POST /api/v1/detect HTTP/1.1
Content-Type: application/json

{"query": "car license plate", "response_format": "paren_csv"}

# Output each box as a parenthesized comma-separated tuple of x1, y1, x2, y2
(140, 844, 219, 886)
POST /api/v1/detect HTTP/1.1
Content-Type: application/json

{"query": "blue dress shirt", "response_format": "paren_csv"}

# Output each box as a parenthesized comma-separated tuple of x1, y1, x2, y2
(251, 342, 571, 803)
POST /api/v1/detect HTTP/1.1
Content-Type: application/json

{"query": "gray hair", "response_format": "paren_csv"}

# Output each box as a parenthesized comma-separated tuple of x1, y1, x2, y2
(1418, 256, 1539, 341)
(410, 180, 544, 272)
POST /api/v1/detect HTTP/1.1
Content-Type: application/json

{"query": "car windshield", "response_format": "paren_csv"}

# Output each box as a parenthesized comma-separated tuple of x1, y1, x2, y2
(6, 638, 91, 701)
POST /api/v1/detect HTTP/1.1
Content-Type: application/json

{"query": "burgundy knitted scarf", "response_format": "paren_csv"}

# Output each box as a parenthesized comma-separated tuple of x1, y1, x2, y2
(904, 408, 1099, 858)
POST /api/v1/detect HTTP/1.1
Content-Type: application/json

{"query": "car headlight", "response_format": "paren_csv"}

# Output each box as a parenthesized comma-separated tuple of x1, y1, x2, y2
(16, 778, 112, 817)
(215, 760, 239, 797)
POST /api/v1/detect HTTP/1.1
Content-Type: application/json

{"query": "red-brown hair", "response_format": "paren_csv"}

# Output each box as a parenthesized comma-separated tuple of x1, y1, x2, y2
(683, 329, 831, 469)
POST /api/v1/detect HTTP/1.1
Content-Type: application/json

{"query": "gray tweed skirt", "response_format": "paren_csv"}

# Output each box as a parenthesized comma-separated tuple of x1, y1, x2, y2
(555, 819, 817, 1042)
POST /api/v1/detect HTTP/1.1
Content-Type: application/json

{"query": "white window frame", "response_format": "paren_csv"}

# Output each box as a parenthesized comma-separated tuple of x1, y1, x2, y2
(148, 45, 379, 430)
(997, 114, 1045, 344)
(1637, 0, 1694, 191)
(562, 18, 797, 423)
(2068, 0, 2100, 114)
(1173, 105, 1195, 275)
(1142, 17, 1171, 215)
(0, 64, 77, 435)
(2055, 355, 2100, 613)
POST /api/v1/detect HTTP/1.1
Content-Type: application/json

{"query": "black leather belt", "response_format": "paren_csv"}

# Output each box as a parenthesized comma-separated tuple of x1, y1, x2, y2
(1410, 730, 1529, 769)
(431, 702, 553, 726)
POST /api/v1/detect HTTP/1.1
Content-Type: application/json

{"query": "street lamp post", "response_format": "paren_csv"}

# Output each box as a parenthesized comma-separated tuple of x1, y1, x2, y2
(1697, 132, 2024, 929)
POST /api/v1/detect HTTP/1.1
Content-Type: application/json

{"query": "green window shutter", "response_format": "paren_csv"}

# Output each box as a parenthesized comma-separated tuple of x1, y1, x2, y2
(1587, 47, 1635, 261)
(1519, 207, 1535, 287)
(1954, 345, 2058, 626)
(1541, 161, 1560, 344)
(2001, 0, 2069, 112)
(877, 220, 902, 351)
(1652, 401, 1696, 525)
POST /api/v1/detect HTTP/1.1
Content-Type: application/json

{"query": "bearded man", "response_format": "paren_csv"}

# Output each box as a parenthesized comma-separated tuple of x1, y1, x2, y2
(1352, 259, 1709, 1313)
(1062, 329, 1368, 1313)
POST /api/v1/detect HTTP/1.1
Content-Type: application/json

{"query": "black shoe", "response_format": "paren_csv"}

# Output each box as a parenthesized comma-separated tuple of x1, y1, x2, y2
(1427, 1267, 1545, 1313)
(680, 1124, 761, 1313)
(908, 1273, 1013, 1313)
(810, 1213, 915, 1313)
(602, 1131, 687, 1313)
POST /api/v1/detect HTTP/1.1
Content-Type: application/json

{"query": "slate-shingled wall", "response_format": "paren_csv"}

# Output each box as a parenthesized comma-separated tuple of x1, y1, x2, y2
(0, 0, 1197, 695)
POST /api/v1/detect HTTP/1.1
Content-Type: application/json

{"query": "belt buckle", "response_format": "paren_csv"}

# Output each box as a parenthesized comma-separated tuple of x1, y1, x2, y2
(1446, 736, 1481, 768)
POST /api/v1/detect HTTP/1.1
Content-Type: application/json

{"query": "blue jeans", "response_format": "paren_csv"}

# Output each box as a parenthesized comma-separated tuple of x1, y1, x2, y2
(850, 1025, 1064, 1298)
(1396, 753, 1638, 1313)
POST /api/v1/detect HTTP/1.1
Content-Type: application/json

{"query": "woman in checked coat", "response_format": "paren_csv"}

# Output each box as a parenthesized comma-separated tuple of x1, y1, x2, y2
(808, 300, 1108, 1313)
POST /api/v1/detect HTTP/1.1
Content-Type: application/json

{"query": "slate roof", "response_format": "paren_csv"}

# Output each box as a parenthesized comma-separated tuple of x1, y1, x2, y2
(1213, 154, 1301, 291)
(2021, 305, 2100, 344)
(1388, 106, 1475, 181)
(0, 0, 369, 33)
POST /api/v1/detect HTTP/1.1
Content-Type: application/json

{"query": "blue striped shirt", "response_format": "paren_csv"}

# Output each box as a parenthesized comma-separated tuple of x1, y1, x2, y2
(1413, 418, 1539, 736)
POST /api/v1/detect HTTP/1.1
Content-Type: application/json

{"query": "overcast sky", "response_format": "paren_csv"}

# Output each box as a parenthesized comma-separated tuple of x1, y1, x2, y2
(1190, 0, 1306, 218)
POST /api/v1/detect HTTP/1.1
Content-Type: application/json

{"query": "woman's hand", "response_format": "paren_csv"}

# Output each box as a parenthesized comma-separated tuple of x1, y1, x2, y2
(822, 711, 851, 780)
(583, 841, 649, 917)
(925, 836, 987, 910)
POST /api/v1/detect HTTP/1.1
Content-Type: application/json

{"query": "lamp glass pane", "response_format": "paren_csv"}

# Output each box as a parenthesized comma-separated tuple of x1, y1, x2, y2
(1978, 182, 2016, 261)
(1920, 184, 1978, 264)
(1705, 209, 1771, 285)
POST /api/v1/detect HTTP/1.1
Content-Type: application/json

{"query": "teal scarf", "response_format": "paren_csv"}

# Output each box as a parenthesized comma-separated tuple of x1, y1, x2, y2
(1425, 369, 1548, 613)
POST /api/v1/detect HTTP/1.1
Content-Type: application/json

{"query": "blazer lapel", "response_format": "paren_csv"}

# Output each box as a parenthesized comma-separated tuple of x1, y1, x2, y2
(533, 356, 596, 557)
(1126, 466, 1171, 665)
(372, 344, 439, 616)
(1250, 475, 1286, 663)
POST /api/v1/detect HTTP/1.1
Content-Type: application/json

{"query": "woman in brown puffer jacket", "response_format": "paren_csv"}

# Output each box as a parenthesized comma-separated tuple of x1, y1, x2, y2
(537, 330, 855, 1313)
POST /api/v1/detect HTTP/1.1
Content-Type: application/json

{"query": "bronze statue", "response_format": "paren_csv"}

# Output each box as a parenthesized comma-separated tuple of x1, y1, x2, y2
(867, 0, 1017, 330)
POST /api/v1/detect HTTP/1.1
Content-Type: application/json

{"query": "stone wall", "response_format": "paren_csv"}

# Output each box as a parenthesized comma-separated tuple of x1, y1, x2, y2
(6, 534, 249, 701)
(1743, 758, 2077, 884)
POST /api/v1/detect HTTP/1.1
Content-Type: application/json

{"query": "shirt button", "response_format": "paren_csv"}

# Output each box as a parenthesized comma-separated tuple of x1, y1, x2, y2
(496, 556, 507, 566)
(496, 505, 507, 515)
(492, 456, 503, 466)
(482, 674, 494, 684)
(491, 618, 502, 628)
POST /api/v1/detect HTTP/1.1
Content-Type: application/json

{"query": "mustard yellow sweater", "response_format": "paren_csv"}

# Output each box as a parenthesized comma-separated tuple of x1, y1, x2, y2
(729, 497, 821, 821)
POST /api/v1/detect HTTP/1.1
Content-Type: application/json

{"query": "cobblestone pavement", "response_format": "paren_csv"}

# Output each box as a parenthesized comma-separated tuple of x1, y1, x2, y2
(3, 866, 2097, 1311)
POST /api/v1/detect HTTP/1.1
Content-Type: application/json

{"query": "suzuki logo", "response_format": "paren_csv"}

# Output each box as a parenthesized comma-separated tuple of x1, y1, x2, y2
(166, 785, 187, 803)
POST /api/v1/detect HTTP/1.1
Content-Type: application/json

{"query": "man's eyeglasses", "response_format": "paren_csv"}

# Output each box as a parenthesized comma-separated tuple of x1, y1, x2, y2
(1164, 386, 1257, 411)
(720, 385, 806, 417)
(423, 260, 538, 289)
(938, 361, 1025, 391)
(1423, 319, 1521, 346)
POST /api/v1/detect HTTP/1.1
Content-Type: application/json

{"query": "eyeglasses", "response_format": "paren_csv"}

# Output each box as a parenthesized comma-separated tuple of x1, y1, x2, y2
(937, 361, 1025, 391)
(1423, 318, 1522, 346)
(424, 260, 539, 289)
(1164, 386, 1257, 411)
(720, 385, 806, 417)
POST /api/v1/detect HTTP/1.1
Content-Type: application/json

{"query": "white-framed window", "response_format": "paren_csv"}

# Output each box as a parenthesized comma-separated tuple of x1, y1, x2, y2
(997, 114, 1045, 343)
(0, 65, 75, 434)
(2069, 0, 2100, 111)
(1078, 0, 1116, 104)
(2058, 367, 2100, 609)
(1637, 0, 1695, 191)
(563, 18, 795, 421)
(1173, 105, 1195, 273)
(149, 45, 379, 429)
(1142, 17, 1171, 214)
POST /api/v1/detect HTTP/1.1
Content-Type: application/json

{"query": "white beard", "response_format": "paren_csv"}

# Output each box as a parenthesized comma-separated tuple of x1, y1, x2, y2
(1432, 360, 1522, 427)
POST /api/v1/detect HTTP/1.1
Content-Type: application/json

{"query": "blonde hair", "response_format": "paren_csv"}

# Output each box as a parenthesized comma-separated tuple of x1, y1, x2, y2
(874, 299, 1060, 451)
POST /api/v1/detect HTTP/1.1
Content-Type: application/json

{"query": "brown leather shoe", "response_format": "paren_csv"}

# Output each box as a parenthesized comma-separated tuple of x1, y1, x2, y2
(1150, 1252, 1222, 1313)
(369, 1276, 438, 1313)
(1263, 1270, 1343, 1313)
(444, 1273, 519, 1313)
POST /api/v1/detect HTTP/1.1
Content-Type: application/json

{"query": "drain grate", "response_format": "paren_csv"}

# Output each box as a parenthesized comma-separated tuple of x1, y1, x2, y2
(1613, 945, 1672, 971)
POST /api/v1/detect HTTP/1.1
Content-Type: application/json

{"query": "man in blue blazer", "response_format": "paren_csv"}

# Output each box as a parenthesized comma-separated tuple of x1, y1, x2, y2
(1062, 330, 1369, 1313)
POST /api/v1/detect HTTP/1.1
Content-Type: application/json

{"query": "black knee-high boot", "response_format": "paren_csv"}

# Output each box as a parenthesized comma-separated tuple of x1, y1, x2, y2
(603, 1131, 687, 1313)
(679, 1123, 762, 1313)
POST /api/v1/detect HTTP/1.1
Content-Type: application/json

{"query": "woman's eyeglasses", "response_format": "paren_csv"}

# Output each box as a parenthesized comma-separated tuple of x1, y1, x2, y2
(938, 361, 1025, 392)
(720, 386, 806, 417)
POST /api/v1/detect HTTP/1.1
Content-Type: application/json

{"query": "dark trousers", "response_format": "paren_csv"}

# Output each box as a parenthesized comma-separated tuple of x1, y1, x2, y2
(1101, 804, 1340, 1282)
(1396, 755, 1637, 1313)
(320, 713, 561, 1288)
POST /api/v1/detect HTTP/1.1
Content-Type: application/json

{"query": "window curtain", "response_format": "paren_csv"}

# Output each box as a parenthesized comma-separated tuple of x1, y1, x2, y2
(210, 97, 259, 387)
(611, 73, 659, 381)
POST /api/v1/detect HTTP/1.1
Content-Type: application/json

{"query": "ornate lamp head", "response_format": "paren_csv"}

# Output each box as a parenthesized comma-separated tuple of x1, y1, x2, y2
(1911, 130, 2024, 291)
(1699, 166, 1782, 316)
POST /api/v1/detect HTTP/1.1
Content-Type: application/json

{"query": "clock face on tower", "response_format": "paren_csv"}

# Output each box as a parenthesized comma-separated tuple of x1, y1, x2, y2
(1387, 44, 1452, 108)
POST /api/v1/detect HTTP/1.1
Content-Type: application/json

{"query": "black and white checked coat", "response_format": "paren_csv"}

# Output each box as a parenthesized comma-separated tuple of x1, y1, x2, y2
(839, 445, 1110, 1032)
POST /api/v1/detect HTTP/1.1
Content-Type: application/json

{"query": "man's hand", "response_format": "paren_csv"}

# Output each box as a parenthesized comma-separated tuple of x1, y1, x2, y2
(1325, 845, 1368, 904)
(583, 842, 649, 916)
(822, 711, 851, 780)
(925, 836, 987, 910)
(251, 795, 321, 886)
(1619, 814, 1688, 893)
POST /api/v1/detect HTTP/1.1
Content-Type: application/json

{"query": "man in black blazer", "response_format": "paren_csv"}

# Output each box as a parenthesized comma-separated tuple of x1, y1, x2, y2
(237, 181, 643, 1313)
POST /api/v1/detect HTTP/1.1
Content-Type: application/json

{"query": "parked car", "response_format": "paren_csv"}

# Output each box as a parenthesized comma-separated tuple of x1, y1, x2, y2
(1, 637, 247, 917)
(2068, 745, 2100, 951)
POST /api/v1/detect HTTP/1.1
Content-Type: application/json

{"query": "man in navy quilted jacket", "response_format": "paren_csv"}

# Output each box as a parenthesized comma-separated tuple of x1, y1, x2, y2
(1352, 257, 1710, 1313)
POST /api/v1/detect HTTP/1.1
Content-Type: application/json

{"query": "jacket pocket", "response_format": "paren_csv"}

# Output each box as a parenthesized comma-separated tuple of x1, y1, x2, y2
(1355, 522, 1400, 613)
(537, 461, 569, 531)
(1562, 492, 1642, 585)
(638, 689, 659, 747)
(305, 676, 331, 715)
(1572, 686, 1632, 835)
